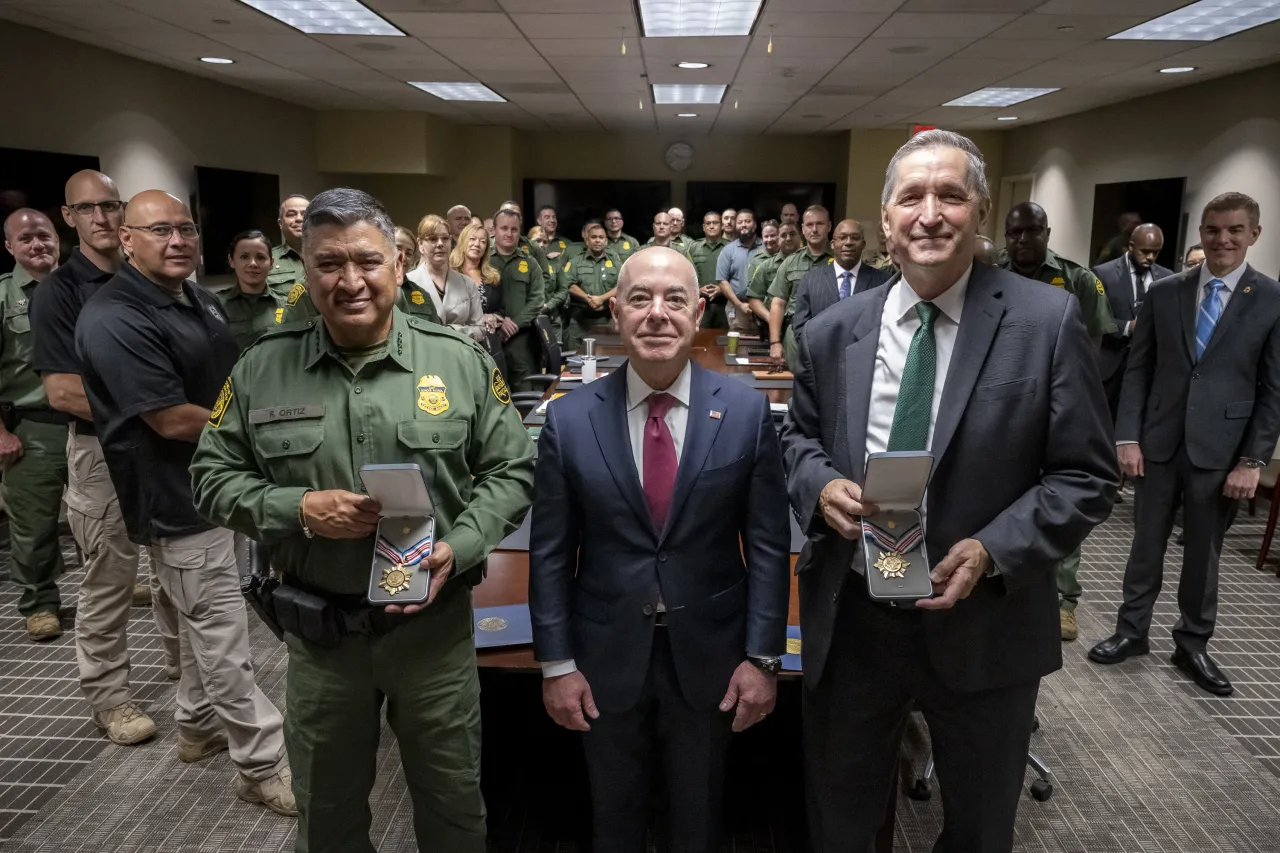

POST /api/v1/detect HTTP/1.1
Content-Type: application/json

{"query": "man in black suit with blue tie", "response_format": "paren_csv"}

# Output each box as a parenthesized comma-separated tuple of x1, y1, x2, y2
(1090, 193, 1280, 696)
(793, 218, 893, 335)
(529, 246, 791, 853)
(1094, 223, 1174, 421)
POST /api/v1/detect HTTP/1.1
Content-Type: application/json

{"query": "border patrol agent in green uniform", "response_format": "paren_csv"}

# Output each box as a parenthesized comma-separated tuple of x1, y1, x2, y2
(268, 195, 310, 290)
(396, 277, 443, 325)
(220, 230, 319, 351)
(1002, 202, 1118, 640)
(0, 210, 68, 639)
(767, 206, 833, 370)
(667, 208, 693, 254)
(561, 221, 621, 350)
(191, 189, 535, 853)
(687, 212, 730, 329)
(492, 210, 547, 392)
(604, 208, 639, 262)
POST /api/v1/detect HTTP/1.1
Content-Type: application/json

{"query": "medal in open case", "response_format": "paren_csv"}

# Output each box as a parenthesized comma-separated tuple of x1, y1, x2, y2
(360, 463, 436, 605)
(861, 451, 935, 602)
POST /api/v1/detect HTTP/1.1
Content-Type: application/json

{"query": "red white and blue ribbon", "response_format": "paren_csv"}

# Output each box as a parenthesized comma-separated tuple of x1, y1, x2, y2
(862, 519, 923, 555)
(375, 532, 433, 568)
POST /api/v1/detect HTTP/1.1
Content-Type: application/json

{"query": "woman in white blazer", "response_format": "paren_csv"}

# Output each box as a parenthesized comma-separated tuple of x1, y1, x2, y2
(407, 214, 486, 341)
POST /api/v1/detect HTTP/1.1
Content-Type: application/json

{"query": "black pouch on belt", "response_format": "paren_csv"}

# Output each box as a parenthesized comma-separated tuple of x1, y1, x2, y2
(273, 584, 344, 649)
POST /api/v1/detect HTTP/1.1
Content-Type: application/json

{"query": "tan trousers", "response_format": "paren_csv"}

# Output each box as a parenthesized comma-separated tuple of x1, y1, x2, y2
(151, 526, 287, 779)
(66, 427, 142, 712)
(729, 303, 757, 334)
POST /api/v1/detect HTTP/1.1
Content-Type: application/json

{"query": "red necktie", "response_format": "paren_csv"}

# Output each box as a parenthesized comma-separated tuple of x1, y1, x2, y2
(643, 393, 679, 531)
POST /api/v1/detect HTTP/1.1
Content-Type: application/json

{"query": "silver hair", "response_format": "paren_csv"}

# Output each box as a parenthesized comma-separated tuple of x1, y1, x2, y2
(881, 129, 990, 208)
(302, 188, 395, 250)
(447, 204, 470, 217)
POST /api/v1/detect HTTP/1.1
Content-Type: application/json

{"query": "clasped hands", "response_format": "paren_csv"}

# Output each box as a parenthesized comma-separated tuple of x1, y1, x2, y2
(818, 478, 990, 610)
(299, 489, 453, 613)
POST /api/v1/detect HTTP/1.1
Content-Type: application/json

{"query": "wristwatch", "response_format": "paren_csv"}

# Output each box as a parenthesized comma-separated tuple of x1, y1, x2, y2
(748, 655, 782, 675)
(1239, 458, 1266, 469)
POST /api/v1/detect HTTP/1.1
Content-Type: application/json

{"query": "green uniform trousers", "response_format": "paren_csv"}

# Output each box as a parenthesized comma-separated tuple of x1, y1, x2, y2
(565, 308, 610, 352)
(3, 419, 68, 616)
(783, 324, 798, 373)
(284, 581, 485, 853)
(503, 328, 541, 393)
(1058, 546, 1082, 612)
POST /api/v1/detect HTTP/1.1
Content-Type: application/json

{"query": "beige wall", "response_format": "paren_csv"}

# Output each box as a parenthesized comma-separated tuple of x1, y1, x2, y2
(0, 21, 322, 208)
(1005, 63, 1280, 275)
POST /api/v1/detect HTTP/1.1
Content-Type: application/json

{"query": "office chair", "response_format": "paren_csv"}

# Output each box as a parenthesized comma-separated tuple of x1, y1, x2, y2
(906, 715, 1053, 802)
(511, 314, 563, 416)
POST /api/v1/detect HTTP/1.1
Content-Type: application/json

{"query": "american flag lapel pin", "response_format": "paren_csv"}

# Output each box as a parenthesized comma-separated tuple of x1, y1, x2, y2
(709, 410, 722, 419)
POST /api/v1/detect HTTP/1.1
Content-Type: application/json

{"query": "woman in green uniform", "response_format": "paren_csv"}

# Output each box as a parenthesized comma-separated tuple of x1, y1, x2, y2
(218, 230, 314, 351)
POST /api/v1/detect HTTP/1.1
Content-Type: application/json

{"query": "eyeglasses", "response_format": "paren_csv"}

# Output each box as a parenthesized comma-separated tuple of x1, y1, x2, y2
(124, 223, 200, 240)
(1005, 226, 1046, 241)
(68, 200, 125, 216)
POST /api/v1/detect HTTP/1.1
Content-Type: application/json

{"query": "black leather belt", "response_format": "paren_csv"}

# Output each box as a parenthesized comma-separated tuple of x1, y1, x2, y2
(14, 408, 72, 426)
(70, 418, 96, 436)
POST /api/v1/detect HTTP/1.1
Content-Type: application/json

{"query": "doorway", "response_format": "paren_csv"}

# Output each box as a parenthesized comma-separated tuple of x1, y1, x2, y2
(996, 174, 1035, 240)
(195, 166, 281, 278)
(1089, 177, 1185, 270)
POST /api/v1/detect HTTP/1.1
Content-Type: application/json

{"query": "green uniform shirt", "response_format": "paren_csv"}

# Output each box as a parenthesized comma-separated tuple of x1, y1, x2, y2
(744, 251, 785, 305)
(1001, 248, 1117, 338)
(767, 246, 836, 316)
(190, 309, 536, 596)
(268, 244, 306, 289)
(490, 247, 546, 330)
(686, 238, 728, 287)
(607, 233, 640, 262)
(563, 250, 621, 313)
(217, 281, 317, 351)
(395, 279, 444, 325)
(670, 234, 692, 254)
(642, 238, 689, 257)
(0, 267, 48, 409)
(517, 236, 552, 290)
(861, 249, 895, 272)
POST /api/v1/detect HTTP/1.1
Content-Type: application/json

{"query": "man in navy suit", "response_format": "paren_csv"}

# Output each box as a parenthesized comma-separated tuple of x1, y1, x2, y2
(529, 246, 791, 853)
(792, 218, 893, 335)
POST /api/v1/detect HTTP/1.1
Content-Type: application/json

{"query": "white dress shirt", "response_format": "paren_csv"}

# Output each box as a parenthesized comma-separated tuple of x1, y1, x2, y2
(833, 259, 863, 299)
(541, 361, 693, 678)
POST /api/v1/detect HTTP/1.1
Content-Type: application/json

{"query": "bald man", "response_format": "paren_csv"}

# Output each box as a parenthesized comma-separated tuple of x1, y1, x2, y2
(75, 191, 293, 813)
(531, 246, 789, 853)
(667, 207, 692, 253)
(30, 171, 175, 743)
(974, 235, 1001, 267)
(1, 209, 70, 641)
(793, 219, 892, 335)
(270, 194, 309, 290)
(646, 211, 680, 250)
(447, 204, 472, 241)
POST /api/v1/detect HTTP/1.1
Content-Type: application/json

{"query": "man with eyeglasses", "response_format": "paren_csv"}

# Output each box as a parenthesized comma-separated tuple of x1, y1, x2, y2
(604, 208, 639, 262)
(1001, 201, 1117, 643)
(75, 190, 294, 814)
(269, 194, 310, 290)
(30, 170, 175, 745)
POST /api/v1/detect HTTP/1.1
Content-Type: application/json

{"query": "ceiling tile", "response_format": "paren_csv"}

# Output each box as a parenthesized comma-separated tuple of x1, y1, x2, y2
(871, 12, 1019, 39)
(533, 38, 639, 57)
(744, 36, 860, 58)
(1160, 38, 1280, 63)
(547, 55, 644, 73)
(427, 36, 541, 63)
(207, 33, 334, 54)
(511, 13, 634, 40)
(996, 58, 1144, 87)
(757, 11, 891, 38)
(1032, 0, 1189, 15)
(900, 0, 1041, 9)
(988, 14, 1148, 40)
(955, 37, 1087, 60)
(386, 12, 522, 39)
(366, 0, 504, 11)
(499, 0, 632, 10)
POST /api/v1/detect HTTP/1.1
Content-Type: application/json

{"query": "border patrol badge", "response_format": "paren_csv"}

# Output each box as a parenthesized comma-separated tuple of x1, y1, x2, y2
(605, 259, 614, 268)
(274, 307, 285, 323)
(417, 374, 450, 416)
(286, 283, 305, 306)
(623, 241, 631, 250)
(491, 367, 511, 405)
(411, 290, 426, 305)
(209, 378, 233, 428)
(1050, 276, 1066, 288)
(477, 617, 508, 632)
(518, 260, 529, 274)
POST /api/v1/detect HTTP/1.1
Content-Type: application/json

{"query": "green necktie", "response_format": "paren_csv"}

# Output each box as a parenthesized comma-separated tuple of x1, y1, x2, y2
(886, 302, 940, 452)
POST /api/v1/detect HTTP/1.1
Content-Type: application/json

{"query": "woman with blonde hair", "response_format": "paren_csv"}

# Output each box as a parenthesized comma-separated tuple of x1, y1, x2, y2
(451, 221, 510, 372)
(407, 214, 485, 340)
(527, 225, 549, 251)
(394, 225, 420, 271)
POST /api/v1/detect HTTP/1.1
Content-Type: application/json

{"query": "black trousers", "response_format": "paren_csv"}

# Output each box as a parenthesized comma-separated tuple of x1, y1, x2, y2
(580, 629, 733, 853)
(1102, 364, 1125, 425)
(1117, 444, 1234, 652)
(804, 588, 1040, 853)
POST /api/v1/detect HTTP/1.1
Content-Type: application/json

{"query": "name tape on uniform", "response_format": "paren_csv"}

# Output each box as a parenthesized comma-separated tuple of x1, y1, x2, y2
(248, 404, 326, 424)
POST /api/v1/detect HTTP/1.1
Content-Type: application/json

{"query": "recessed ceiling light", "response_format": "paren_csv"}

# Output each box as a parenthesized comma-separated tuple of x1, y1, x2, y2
(235, 0, 403, 37)
(408, 82, 506, 102)
(639, 0, 764, 37)
(1109, 0, 1280, 41)
(200, 57, 234, 64)
(1159, 66, 1197, 73)
(652, 83, 725, 105)
(996, 116, 1019, 121)
(676, 61, 710, 69)
(677, 113, 699, 117)
(943, 87, 1059, 107)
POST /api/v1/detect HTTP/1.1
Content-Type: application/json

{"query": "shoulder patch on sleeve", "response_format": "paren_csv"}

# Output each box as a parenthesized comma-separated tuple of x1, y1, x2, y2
(491, 367, 511, 406)
(1094, 277, 1105, 295)
(286, 283, 305, 306)
(209, 378, 233, 428)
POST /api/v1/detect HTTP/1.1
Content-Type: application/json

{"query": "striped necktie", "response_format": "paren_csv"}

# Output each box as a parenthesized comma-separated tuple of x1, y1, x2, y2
(1195, 279, 1225, 360)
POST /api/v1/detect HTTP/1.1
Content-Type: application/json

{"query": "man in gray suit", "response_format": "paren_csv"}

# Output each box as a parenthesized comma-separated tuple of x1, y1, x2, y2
(792, 218, 893, 335)
(1094, 223, 1175, 421)
(1089, 193, 1280, 696)
(781, 130, 1118, 852)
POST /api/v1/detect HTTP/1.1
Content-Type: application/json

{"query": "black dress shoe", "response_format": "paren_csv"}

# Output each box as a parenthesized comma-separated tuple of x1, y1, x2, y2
(1172, 648, 1233, 696)
(1088, 634, 1150, 664)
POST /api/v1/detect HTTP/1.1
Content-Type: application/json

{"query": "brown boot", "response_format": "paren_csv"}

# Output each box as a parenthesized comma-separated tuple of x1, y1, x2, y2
(92, 700, 157, 745)
(234, 766, 297, 817)
(177, 729, 229, 763)
(1060, 608, 1078, 642)
(26, 612, 62, 642)
(132, 583, 152, 607)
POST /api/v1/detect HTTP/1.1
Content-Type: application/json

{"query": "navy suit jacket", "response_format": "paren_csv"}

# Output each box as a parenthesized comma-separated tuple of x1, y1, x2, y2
(529, 361, 791, 713)
(1094, 256, 1174, 381)
(792, 262, 893, 334)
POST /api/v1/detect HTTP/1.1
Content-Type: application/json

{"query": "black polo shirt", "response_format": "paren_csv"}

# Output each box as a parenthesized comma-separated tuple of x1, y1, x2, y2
(75, 264, 238, 543)
(29, 247, 117, 432)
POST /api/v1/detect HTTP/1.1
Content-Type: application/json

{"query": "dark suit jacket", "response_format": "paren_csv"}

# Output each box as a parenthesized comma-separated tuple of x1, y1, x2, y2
(1095, 256, 1174, 380)
(1115, 265, 1280, 470)
(530, 362, 791, 713)
(792, 262, 893, 334)
(780, 262, 1118, 692)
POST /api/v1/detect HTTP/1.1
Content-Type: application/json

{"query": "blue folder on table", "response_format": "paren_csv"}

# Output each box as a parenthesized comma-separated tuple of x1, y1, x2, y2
(782, 625, 803, 672)
(474, 604, 533, 649)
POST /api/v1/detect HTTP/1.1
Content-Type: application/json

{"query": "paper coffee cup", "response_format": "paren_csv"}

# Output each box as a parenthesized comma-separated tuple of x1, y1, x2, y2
(727, 331, 741, 355)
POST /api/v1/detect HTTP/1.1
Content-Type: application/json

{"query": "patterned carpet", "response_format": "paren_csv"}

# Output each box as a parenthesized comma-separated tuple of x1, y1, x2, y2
(3, 486, 1280, 851)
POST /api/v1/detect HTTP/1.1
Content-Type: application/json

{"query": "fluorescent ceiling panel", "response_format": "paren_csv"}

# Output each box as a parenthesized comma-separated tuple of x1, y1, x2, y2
(652, 83, 726, 104)
(409, 82, 506, 102)
(639, 0, 765, 37)
(237, 1, 403, 37)
(943, 87, 1059, 107)
(1109, 0, 1280, 41)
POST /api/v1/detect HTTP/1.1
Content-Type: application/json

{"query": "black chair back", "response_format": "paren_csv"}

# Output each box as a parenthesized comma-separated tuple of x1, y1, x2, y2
(534, 314, 562, 375)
